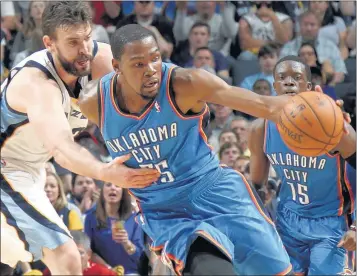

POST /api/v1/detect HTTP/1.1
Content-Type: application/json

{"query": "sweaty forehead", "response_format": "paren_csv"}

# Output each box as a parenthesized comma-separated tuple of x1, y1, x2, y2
(276, 61, 305, 75)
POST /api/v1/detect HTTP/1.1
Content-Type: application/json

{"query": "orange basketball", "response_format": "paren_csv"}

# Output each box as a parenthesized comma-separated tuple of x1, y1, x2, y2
(277, 91, 344, 157)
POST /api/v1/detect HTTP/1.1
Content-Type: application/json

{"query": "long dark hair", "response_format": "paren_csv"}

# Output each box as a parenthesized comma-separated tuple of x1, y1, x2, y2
(95, 184, 132, 229)
(299, 42, 322, 68)
(320, 2, 336, 26)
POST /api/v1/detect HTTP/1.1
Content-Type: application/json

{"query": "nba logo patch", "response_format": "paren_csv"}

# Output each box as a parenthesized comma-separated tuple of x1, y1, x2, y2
(155, 101, 161, 112)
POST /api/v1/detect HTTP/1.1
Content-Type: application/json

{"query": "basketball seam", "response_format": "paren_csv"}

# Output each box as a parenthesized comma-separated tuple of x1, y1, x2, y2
(282, 108, 336, 146)
(297, 94, 333, 137)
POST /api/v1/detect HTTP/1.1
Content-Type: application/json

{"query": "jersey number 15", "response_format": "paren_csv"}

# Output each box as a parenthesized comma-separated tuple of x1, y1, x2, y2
(287, 182, 310, 205)
(139, 160, 175, 183)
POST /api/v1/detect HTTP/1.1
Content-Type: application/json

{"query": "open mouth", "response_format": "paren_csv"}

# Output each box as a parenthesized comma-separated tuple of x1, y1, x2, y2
(285, 91, 297, 96)
(108, 192, 117, 198)
(76, 59, 89, 67)
(143, 79, 159, 89)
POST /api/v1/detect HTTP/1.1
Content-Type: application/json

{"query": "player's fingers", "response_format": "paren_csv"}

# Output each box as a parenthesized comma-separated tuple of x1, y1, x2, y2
(337, 237, 346, 247)
(343, 121, 350, 135)
(113, 154, 132, 164)
(130, 179, 157, 188)
(343, 112, 352, 124)
(335, 99, 344, 107)
(130, 174, 160, 183)
(130, 168, 161, 176)
(314, 85, 323, 93)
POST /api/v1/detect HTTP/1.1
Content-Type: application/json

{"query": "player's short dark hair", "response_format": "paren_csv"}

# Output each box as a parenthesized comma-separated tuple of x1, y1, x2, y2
(273, 55, 312, 81)
(111, 24, 156, 60)
(42, 1, 92, 39)
(190, 22, 211, 35)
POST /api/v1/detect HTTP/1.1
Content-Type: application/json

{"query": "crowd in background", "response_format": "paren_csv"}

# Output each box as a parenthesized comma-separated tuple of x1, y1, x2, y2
(1, 1, 356, 275)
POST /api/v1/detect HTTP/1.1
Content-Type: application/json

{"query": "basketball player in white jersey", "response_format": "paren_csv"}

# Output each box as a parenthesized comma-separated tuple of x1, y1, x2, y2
(0, 2, 160, 274)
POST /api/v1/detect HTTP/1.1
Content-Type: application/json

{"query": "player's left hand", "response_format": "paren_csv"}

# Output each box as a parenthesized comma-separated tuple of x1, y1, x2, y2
(315, 85, 351, 134)
(337, 230, 356, 251)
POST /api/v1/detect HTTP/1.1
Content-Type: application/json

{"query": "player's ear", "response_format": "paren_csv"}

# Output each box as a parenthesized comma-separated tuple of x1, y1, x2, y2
(43, 35, 54, 52)
(307, 81, 313, 91)
(112, 58, 121, 74)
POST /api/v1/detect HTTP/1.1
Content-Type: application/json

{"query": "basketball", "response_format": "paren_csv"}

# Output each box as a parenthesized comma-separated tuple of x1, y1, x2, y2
(277, 92, 344, 157)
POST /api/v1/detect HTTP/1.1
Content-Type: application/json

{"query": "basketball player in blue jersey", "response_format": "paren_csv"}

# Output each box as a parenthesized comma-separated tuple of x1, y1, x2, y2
(249, 55, 356, 275)
(0, 2, 160, 275)
(78, 24, 297, 275)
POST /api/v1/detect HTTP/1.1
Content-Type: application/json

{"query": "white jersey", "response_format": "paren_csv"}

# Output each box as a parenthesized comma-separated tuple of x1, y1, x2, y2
(0, 42, 98, 176)
(243, 12, 290, 42)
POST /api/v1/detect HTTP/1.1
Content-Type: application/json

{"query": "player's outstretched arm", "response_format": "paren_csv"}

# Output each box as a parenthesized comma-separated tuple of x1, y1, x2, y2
(172, 68, 289, 122)
(8, 68, 159, 188)
(248, 119, 271, 189)
(334, 123, 356, 168)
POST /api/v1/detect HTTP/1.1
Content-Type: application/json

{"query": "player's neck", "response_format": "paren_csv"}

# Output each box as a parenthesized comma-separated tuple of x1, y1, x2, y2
(118, 77, 152, 114)
(105, 202, 120, 218)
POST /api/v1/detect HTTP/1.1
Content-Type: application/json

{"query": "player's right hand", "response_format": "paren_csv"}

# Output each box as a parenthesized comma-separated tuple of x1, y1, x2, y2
(99, 154, 160, 188)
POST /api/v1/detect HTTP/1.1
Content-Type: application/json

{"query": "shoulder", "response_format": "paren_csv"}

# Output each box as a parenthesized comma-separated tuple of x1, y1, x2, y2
(275, 12, 291, 22)
(249, 118, 266, 136)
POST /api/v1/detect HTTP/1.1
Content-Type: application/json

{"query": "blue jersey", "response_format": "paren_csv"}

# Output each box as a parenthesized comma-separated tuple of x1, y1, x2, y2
(99, 63, 220, 202)
(264, 120, 355, 218)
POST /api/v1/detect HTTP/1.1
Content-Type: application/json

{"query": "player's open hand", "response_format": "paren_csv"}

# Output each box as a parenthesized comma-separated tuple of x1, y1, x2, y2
(315, 85, 351, 134)
(99, 154, 160, 188)
(337, 230, 356, 251)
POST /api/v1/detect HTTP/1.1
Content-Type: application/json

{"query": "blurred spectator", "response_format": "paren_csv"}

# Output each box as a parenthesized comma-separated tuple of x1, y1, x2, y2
(45, 172, 83, 231)
(310, 66, 337, 100)
(10, 1, 46, 64)
(219, 142, 242, 167)
(218, 129, 239, 147)
(230, 116, 250, 156)
(172, 22, 229, 79)
(243, 162, 251, 183)
(1, 1, 17, 31)
(117, 1, 175, 61)
(88, 3, 110, 44)
(192, 46, 232, 84)
(252, 79, 272, 96)
(12, 28, 45, 68)
(238, 1, 292, 60)
(44, 231, 117, 276)
(1, 29, 8, 82)
(91, 1, 123, 34)
(69, 174, 100, 214)
(280, 11, 347, 84)
(1, 1, 20, 69)
(339, 1, 356, 26)
(298, 42, 334, 85)
(346, 20, 356, 57)
(174, 1, 238, 56)
(240, 43, 279, 92)
(309, 1, 349, 60)
(233, 155, 250, 174)
(85, 183, 144, 274)
(207, 104, 235, 152)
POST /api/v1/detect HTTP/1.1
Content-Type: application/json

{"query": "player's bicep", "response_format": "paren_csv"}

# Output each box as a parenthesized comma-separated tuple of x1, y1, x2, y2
(78, 79, 100, 126)
(248, 119, 270, 188)
(90, 42, 113, 80)
(25, 79, 73, 152)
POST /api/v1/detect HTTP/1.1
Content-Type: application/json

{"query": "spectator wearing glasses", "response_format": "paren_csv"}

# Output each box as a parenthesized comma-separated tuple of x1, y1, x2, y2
(116, 1, 175, 62)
